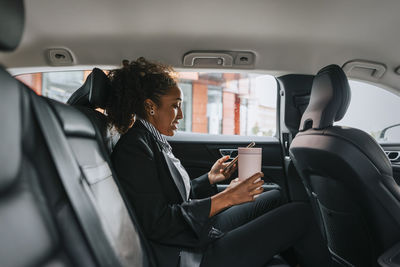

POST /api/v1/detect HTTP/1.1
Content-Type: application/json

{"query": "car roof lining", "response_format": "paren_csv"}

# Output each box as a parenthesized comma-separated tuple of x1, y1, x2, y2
(1, 0, 400, 92)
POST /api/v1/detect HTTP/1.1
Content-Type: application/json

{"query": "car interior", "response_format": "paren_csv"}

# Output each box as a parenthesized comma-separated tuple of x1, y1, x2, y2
(1, 0, 400, 267)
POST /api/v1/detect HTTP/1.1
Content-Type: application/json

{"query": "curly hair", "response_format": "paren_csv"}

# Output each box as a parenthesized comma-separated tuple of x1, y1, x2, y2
(105, 57, 178, 134)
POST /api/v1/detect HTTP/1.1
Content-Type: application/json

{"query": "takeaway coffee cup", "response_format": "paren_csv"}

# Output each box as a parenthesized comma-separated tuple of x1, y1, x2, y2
(238, 147, 262, 180)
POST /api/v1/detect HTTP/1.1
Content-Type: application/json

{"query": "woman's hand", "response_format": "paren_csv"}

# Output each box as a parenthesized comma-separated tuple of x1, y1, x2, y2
(209, 172, 264, 217)
(224, 172, 265, 206)
(208, 156, 237, 185)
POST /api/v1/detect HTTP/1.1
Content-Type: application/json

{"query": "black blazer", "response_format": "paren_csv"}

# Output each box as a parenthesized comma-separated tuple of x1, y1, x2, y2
(111, 121, 223, 267)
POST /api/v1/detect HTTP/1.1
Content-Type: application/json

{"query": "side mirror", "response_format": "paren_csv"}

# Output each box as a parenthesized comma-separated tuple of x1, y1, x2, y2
(379, 124, 400, 142)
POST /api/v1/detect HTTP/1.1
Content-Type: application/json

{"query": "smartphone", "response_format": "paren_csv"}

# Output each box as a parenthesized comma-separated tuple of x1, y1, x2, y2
(223, 141, 255, 172)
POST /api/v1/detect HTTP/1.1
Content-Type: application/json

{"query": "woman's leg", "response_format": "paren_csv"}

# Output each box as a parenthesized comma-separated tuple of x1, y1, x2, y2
(213, 189, 282, 232)
(201, 202, 331, 267)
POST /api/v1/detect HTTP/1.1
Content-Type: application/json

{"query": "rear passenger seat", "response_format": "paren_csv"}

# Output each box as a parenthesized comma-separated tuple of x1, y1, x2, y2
(48, 97, 154, 266)
(1, 66, 155, 267)
(2, 68, 100, 266)
(1, 3, 152, 265)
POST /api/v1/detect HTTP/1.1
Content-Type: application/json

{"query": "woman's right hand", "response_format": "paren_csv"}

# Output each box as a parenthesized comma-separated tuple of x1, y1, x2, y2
(224, 172, 265, 206)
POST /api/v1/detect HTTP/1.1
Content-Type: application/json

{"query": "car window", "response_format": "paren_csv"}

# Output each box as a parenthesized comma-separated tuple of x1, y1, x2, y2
(338, 80, 400, 143)
(16, 70, 277, 137)
(16, 70, 91, 103)
(177, 72, 277, 137)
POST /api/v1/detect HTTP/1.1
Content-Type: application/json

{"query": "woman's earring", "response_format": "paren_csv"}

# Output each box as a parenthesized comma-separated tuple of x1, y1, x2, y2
(150, 109, 155, 116)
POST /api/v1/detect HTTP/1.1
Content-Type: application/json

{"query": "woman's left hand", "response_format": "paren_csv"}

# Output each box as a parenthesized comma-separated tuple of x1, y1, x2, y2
(208, 156, 237, 185)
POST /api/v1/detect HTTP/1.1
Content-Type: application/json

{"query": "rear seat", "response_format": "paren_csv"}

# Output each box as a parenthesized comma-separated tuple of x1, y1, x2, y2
(48, 97, 153, 267)
(1, 67, 99, 267)
(1, 67, 155, 266)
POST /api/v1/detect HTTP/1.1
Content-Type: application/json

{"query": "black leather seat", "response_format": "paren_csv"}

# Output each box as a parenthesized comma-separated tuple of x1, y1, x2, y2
(1, 1, 153, 266)
(0, 78, 152, 267)
(0, 2, 99, 265)
(49, 97, 154, 266)
(1, 68, 101, 267)
(290, 64, 400, 266)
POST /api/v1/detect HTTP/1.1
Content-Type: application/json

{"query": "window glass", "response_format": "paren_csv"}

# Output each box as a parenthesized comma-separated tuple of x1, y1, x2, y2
(176, 72, 277, 137)
(42, 71, 85, 102)
(338, 80, 400, 142)
(16, 70, 89, 103)
(16, 70, 277, 137)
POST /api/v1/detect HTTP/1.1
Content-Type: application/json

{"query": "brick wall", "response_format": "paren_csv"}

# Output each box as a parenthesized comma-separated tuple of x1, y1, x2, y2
(192, 82, 208, 133)
(222, 91, 235, 134)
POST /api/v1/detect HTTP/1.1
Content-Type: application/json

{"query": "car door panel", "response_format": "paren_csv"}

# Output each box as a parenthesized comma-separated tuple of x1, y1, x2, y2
(169, 138, 288, 201)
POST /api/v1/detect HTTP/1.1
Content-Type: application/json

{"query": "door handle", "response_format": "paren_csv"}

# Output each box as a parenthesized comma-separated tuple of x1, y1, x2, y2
(219, 149, 238, 159)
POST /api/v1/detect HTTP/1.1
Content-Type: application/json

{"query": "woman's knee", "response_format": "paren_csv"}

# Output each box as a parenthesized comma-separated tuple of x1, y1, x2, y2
(253, 189, 282, 212)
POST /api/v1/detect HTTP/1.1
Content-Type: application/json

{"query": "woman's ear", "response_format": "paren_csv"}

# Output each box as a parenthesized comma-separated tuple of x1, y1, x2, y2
(144, 99, 152, 112)
(144, 99, 157, 115)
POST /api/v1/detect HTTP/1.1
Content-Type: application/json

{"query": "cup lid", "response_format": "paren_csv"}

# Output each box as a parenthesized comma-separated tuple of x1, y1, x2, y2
(238, 147, 262, 154)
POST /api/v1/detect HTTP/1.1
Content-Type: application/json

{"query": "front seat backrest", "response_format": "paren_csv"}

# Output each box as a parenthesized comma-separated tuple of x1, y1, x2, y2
(290, 65, 400, 267)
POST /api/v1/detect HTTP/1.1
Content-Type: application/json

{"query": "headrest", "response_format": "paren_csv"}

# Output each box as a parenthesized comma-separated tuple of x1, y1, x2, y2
(0, 67, 21, 193)
(67, 68, 111, 109)
(0, 0, 25, 51)
(299, 64, 351, 131)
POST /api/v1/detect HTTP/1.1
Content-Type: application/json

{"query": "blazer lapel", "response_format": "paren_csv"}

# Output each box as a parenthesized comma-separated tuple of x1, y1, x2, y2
(135, 120, 187, 201)
(162, 151, 187, 201)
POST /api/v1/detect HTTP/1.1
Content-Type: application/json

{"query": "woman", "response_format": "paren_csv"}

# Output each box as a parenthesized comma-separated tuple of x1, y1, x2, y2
(107, 58, 331, 267)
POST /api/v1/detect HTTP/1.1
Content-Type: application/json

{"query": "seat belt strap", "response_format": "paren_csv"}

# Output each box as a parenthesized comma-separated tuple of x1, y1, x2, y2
(30, 92, 121, 267)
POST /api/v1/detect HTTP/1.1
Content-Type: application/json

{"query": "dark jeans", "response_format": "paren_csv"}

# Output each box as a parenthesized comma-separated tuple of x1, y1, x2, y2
(200, 190, 332, 267)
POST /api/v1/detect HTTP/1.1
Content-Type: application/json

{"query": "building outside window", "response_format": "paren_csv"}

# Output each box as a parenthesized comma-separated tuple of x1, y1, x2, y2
(207, 85, 223, 134)
(42, 71, 86, 102)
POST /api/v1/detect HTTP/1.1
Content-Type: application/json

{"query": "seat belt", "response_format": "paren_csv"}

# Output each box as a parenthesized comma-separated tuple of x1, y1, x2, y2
(30, 92, 122, 267)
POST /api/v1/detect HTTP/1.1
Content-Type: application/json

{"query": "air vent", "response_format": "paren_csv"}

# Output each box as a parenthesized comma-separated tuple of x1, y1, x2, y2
(46, 48, 75, 66)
